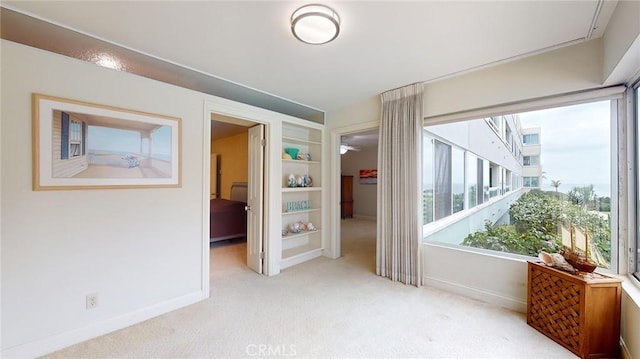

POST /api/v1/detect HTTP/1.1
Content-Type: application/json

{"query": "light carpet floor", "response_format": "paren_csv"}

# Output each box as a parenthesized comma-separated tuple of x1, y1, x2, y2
(45, 219, 577, 358)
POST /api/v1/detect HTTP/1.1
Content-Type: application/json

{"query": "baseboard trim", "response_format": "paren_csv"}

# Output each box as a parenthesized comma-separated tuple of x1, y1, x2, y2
(2, 290, 207, 358)
(620, 338, 632, 359)
(423, 275, 527, 313)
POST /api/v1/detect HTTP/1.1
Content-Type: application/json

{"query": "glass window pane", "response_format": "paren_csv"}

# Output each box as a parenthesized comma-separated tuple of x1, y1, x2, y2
(467, 153, 477, 208)
(452, 148, 465, 213)
(434, 140, 452, 220)
(423, 133, 434, 224)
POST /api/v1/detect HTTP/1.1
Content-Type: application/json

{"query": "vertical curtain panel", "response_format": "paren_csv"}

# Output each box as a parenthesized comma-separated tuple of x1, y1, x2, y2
(377, 83, 423, 286)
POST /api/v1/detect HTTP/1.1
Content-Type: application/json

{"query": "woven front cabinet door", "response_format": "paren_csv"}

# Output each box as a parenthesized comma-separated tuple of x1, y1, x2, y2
(527, 261, 622, 359)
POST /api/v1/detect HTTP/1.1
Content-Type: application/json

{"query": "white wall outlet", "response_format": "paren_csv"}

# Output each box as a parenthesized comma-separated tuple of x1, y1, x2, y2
(86, 293, 98, 310)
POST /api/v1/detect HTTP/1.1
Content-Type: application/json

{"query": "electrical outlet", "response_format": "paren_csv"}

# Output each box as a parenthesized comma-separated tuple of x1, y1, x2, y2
(86, 293, 98, 310)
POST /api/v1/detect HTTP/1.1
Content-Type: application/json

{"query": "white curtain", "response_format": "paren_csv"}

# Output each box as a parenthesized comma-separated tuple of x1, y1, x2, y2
(376, 83, 423, 286)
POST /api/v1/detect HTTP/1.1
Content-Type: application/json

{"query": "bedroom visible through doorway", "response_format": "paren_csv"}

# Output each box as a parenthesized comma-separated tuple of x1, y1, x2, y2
(210, 114, 264, 274)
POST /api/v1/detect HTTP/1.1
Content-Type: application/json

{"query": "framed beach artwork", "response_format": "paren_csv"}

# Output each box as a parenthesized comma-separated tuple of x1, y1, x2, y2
(359, 169, 377, 184)
(32, 94, 182, 190)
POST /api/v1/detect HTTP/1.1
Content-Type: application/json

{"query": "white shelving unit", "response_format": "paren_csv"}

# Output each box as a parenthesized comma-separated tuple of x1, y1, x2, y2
(281, 121, 323, 270)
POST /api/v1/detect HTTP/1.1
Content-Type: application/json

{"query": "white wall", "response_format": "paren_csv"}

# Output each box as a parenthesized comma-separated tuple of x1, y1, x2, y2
(340, 147, 378, 220)
(423, 39, 604, 119)
(1, 40, 210, 357)
(324, 97, 380, 258)
(621, 283, 640, 359)
(423, 244, 529, 312)
(602, 0, 640, 85)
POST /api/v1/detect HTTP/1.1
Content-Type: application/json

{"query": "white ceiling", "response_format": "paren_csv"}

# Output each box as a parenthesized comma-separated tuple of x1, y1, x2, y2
(342, 130, 379, 150)
(3, 1, 617, 114)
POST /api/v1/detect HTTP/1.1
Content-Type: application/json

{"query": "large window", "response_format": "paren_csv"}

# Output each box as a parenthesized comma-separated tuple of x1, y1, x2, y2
(424, 99, 615, 268)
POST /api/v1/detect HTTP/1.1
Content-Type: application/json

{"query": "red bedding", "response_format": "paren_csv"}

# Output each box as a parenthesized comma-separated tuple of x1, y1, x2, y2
(210, 199, 247, 241)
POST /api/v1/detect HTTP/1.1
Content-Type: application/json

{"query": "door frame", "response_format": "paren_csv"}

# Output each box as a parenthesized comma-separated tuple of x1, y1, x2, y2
(203, 97, 302, 290)
(329, 121, 379, 259)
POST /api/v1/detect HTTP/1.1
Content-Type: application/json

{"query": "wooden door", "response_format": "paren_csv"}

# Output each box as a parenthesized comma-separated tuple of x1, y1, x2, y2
(341, 175, 353, 219)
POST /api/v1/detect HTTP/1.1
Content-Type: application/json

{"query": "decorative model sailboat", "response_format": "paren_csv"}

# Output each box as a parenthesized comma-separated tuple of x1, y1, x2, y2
(559, 223, 598, 273)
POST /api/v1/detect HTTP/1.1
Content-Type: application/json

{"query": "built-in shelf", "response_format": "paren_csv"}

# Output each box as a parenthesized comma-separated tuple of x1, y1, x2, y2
(282, 159, 321, 165)
(282, 187, 322, 193)
(281, 121, 323, 270)
(282, 229, 321, 240)
(282, 208, 321, 216)
(282, 136, 321, 146)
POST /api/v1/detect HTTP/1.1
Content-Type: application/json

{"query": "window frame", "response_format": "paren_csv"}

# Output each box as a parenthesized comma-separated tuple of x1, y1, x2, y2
(423, 87, 626, 271)
(633, 81, 640, 280)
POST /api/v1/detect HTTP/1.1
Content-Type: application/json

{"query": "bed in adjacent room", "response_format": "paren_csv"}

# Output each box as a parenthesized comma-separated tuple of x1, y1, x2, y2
(210, 182, 248, 242)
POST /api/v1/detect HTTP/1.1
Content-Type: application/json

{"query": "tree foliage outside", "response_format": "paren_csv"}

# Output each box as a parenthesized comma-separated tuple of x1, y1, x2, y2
(462, 189, 611, 266)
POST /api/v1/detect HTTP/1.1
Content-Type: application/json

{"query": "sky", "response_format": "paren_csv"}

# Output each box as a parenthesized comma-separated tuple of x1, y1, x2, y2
(518, 100, 611, 197)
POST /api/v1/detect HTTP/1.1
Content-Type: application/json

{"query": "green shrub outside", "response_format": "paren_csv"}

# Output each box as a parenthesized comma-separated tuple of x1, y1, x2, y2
(462, 190, 611, 265)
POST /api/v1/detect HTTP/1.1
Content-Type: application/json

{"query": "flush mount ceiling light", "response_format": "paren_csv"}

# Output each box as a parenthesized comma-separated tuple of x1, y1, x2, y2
(291, 4, 340, 45)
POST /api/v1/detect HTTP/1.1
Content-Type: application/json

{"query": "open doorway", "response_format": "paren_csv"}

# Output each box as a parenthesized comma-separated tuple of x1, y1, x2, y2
(337, 129, 379, 266)
(209, 113, 264, 274)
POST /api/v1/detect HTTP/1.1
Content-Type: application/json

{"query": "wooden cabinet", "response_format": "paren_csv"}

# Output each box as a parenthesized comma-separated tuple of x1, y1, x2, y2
(341, 175, 353, 219)
(527, 261, 622, 359)
(281, 121, 323, 270)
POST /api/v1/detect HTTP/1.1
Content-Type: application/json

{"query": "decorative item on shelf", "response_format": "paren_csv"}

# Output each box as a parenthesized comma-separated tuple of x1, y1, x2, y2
(287, 174, 297, 187)
(286, 200, 311, 212)
(285, 148, 299, 160)
(282, 152, 292, 160)
(305, 153, 312, 161)
(285, 221, 318, 235)
(282, 228, 289, 237)
(303, 175, 313, 187)
(288, 222, 302, 233)
(285, 174, 313, 188)
(297, 152, 306, 160)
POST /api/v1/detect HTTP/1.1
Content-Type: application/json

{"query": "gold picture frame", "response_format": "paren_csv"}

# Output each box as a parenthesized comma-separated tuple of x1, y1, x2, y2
(32, 93, 182, 190)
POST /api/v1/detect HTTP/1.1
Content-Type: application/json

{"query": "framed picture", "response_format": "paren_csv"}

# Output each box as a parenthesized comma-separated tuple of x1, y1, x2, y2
(359, 169, 377, 184)
(32, 94, 182, 190)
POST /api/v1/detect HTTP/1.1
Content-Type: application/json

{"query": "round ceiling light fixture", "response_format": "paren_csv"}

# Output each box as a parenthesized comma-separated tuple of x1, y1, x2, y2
(291, 4, 340, 45)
